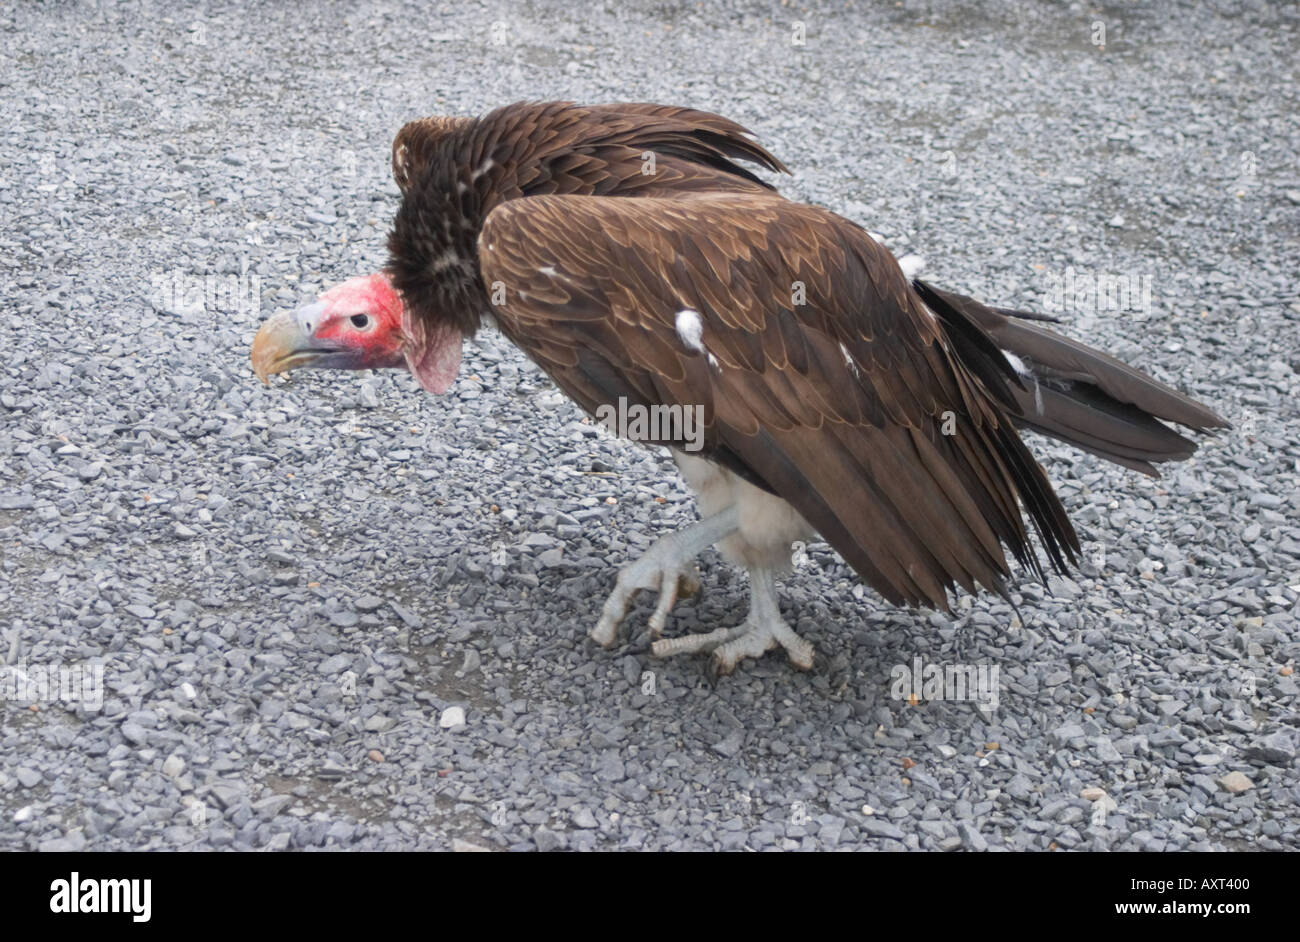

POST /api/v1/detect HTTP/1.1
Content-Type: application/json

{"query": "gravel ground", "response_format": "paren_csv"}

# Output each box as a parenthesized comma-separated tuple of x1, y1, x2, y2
(1, 0, 1297, 852)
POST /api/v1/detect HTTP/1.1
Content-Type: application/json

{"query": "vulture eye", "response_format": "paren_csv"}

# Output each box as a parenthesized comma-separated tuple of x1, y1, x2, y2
(350, 314, 371, 329)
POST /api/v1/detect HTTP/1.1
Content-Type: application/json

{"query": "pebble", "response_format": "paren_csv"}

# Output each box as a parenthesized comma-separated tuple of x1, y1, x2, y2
(452, 838, 491, 852)
(1217, 771, 1253, 794)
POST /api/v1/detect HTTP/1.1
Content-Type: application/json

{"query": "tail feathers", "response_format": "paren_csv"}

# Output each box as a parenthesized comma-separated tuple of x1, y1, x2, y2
(915, 280, 1229, 477)
(1009, 381, 1199, 476)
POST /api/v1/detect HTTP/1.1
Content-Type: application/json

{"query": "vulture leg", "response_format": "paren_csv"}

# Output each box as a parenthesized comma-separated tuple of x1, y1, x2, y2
(651, 566, 815, 674)
(589, 506, 739, 647)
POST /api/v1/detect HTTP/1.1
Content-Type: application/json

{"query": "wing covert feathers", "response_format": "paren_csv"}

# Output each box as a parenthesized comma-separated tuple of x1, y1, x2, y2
(480, 194, 1081, 609)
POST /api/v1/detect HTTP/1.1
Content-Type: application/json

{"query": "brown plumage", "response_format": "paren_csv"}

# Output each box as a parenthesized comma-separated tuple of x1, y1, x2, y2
(252, 100, 1228, 673)
(477, 192, 1073, 606)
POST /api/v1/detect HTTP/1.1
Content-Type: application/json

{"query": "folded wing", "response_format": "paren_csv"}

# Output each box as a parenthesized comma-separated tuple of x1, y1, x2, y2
(477, 192, 1080, 610)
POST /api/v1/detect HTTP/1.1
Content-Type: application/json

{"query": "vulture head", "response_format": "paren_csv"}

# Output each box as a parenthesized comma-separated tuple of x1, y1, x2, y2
(250, 263, 467, 394)
(251, 111, 487, 396)
(249, 272, 417, 384)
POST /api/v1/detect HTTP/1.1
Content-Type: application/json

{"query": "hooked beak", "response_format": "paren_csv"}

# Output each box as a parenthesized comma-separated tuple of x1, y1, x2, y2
(250, 302, 341, 384)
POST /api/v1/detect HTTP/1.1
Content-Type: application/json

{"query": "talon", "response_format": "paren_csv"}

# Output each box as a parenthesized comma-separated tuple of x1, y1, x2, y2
(704, 652, 724, 686)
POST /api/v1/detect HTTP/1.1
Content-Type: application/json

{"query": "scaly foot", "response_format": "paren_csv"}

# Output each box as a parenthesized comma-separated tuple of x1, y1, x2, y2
(589, 507, 738, 647)
(650, 566, 815, 675)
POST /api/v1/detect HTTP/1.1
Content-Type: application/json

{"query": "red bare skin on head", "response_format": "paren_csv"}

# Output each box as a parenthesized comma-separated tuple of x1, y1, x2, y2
(311, 273, 463, 391)
(312, 274, 403, 356)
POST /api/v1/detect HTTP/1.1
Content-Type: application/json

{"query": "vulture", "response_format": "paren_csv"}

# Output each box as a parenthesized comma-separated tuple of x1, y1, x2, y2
(251, 101, 1227, 675)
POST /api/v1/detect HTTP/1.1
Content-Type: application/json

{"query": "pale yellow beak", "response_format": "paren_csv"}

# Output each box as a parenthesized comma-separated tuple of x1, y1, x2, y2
(250, 305, 322, 384)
